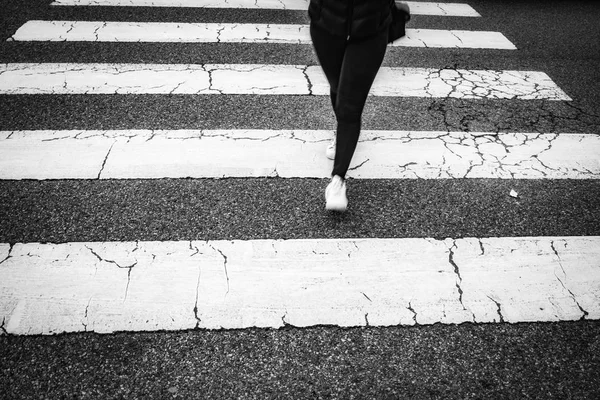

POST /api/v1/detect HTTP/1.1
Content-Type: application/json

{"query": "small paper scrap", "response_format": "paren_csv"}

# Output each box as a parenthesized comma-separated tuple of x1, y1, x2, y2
(510, 189, 519, 198)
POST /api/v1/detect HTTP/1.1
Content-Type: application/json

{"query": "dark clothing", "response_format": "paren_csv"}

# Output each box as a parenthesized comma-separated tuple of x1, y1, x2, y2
(309, 0, 390, 178)
(310, 23, 388, 178)
(308, 0, 393, 40)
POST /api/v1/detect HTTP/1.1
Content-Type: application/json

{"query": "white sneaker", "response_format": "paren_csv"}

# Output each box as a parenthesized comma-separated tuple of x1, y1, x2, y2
(325, 137, 336, 160)
(325, 175, 348, 211)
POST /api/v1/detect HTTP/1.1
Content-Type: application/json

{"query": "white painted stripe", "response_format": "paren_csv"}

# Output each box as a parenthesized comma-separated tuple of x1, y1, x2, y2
(1, 130, 599, 180)
(49, 0, 481, 17)
(0, 63, 570, 100)
(1, 237, 597, 334)
(10, 21, 516, 50)
(401, 28, 516, 49)
(50, 0, 312, 8)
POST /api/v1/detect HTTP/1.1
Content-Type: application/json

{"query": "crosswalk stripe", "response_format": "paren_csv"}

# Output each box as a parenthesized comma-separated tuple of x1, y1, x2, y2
(2, 130, 598, 180)
(0, 64, 571, 100)
(49, 0, 482, 17)
(1, 236, 597, 334)
(3, 0, 597, 341)
(9, 21, 516, 49)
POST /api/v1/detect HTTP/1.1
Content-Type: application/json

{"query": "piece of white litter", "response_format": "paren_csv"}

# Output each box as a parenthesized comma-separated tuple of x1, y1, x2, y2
(510, 189, 519, 198)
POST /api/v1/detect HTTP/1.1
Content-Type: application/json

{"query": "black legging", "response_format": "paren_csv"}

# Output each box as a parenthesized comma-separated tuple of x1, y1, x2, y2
(310, 23, 389, 179)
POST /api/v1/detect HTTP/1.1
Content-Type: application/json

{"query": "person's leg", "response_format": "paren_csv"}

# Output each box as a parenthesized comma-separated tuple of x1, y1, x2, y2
(332, 29, 388, 179)
(310, 24, 351, 211)
(309, 23, 347, 112)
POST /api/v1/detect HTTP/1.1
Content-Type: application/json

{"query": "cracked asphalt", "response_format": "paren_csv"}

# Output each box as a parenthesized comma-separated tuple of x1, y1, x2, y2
(1, 0, 600, 398)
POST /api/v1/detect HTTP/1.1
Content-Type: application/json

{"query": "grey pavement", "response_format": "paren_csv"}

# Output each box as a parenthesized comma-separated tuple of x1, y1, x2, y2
(1, 0, 599, 398)
(2, 321, 600, 399)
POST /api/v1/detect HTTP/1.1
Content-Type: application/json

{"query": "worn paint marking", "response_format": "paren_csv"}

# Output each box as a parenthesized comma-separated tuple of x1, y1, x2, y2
(1, 237, 598, 334)
(1, 130, 597, 180)
(0, 64, 570, 100)
(49, 0, 481, 17)
(10, 21, 514, 49)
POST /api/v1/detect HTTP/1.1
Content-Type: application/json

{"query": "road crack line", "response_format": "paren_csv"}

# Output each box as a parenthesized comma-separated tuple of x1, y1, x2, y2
(86, 246, 137, 302)
(487, 295, 505, 323)
(97, 140, 116, 179)
(0, 244, 14, 265)
(448, 240, 476, 322)
(0, 316, 9, 336)
(407, 301, 418, 325)
(208, 243, 230, 297)
(551, 241, 589, 320)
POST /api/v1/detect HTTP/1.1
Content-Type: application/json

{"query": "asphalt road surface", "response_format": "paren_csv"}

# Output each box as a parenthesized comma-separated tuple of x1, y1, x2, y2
(1, 0, 599, 398)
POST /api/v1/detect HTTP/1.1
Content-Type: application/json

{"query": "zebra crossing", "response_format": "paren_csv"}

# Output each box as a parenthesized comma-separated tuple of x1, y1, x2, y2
(49, 0, 483, 17)
(0, 64, 570, 99)
(10, 20, 517, 49)
(2, 130, 599, 180)
(2, 236, 599, 334)
(1, 0, 599, 335)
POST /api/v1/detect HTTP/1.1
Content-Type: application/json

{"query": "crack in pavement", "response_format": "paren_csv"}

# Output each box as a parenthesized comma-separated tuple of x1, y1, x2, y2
(551, 240, 589, 320)
(423, 63, 590, 132)
(281, 310, 295, 328)
(450, 31, 464, 46)
(0, 243, 14, 265)
(189, 241, 203, 329)
(86, 246, 138, 302)
(269, 165, 280, 178)
(97, 140, 116, 179)
(487, 295, 505, 323)
(430, 96, 599, 134)
(193, 264, 202, 329)
(169, 81, 186, 95)
(41, 136, 72, 142)
(206, 131, 281, 142)
(64, 21, 76, 38)
(478, 239, 485, 256)
(204, 66, 223, 95)
(82, 297, 92, 332)
(348, 158, 370, 172)
(448, 241, 464, 306)
(301, 65, 313, 95)
(407, 301, 418, 325)
(208, 243, 230, 297)
(448, 240, 476, 322)
(0, 316, 9, 336)
(216, 25, 225, 43)
(93, 22, 105, 42)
